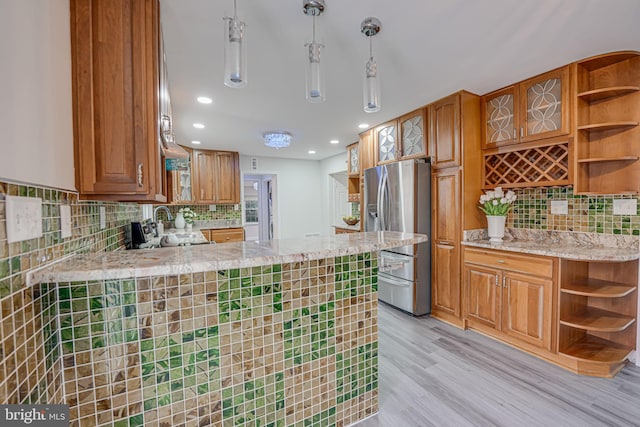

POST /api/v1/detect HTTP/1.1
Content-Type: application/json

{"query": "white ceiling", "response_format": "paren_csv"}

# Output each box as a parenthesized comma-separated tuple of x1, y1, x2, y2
(160, 0, 640, 160)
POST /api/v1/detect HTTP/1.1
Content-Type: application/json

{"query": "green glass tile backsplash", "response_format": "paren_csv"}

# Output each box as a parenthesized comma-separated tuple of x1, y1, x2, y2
(0, 179, 141, 406)
(507, 187, 640, 235)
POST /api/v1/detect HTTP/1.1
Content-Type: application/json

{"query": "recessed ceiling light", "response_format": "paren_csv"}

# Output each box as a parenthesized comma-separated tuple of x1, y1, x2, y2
(358, 123, 369, 129)
(197, 96, 213, 104)
(191, 141, 201, 145)
(193, 123, 205, 129)
(330, 139, 339, 144)
(308, 150, 316, 154)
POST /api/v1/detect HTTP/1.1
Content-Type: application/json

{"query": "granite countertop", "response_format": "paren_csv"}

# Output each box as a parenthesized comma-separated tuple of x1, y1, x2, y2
(462, 229, 640, 261)
(333, 224, 361, 231)
(29, 231, 427, 284)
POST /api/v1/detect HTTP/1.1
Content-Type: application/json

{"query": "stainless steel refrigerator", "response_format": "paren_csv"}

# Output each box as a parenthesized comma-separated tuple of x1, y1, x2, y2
(364, 159, 431, 315)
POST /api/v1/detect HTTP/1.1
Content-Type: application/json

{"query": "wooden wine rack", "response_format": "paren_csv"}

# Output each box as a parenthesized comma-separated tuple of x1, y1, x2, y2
(484, 141, 570, 188)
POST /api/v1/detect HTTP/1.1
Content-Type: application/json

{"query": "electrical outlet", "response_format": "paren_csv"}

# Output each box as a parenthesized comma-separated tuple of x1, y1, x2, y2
(550, 200, 568, 215)
(613, 199, 637, 215)
(100, 206, 106, 229)
(60, 205, 72, 238)
(5, 195, 43, 243)
(234, 204, 240, 211)
(209, 205, 216, 211)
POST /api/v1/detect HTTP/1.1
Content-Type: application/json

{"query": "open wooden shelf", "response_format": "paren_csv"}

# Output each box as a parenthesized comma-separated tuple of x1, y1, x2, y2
(577, 121, 638, 132)
(577, 156, 639, 163)
(561, 278, 637, 298)
(559, 335, 633, 364)
(578, 51, 639, 71)
(560, 307, 635, 332)
(577, 86, 640, 102)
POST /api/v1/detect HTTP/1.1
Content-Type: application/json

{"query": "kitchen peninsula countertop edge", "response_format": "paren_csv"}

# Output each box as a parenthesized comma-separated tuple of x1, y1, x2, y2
(29, 231, 427, 284)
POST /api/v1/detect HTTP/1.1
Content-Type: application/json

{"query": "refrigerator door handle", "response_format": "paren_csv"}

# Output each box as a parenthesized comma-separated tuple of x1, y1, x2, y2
(380, 166, 388, 231)
(375, 169, 383, 231)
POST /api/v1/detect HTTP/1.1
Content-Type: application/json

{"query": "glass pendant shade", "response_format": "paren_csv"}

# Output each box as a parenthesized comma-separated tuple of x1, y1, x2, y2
(363, 57, 381, 113)
(306, 41, 325, 103)
(224, 16, 247, 88)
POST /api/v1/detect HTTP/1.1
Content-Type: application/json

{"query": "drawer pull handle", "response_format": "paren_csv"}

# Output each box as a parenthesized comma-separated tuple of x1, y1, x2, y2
(496, 259, 505, 263)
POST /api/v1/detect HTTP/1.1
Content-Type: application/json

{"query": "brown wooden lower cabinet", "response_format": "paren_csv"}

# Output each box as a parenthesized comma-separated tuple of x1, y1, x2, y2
(463, 247, 555, 352)
(201, 228, 245, 243)
(462, 246, 639, 378)
(433, 242, 461, 319)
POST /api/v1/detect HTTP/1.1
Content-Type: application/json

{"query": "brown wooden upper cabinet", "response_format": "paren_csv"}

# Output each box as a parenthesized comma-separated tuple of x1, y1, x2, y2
(481, 66, 571, 149)
(192, 150, 240, 205)
(166, 147, 194, 204)
(70, 0, 166, 202)
(359, 129, 375, 178)
(374, 120, 398, 165)
(398, 108, 428, 159)
(429, 94, 461, 169)
(347, 142, 360, 176)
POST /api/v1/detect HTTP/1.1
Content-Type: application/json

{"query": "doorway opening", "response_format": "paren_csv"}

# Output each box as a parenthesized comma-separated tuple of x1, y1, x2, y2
(328, 172, 352, 233)
(243, 174, 277, 241)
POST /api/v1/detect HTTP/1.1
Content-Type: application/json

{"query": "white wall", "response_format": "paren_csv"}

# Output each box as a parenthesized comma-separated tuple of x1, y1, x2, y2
(319, 153, 349, 234)
(0, 0, 75, 190)
(240, 155, 324, 239)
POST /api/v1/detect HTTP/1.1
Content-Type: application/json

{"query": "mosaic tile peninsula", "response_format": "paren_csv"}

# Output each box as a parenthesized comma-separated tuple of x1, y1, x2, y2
(32, 231, 427, 427)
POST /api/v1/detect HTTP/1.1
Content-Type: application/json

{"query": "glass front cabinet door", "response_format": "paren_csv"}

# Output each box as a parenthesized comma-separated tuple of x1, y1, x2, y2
(399, 108, 428, 159)
(347, 142, 359, 176)
(520, 66, 570, 143)
(481, 66, 570, 149)
(482, 86, 518, 149)
(375, 120, 398, 165)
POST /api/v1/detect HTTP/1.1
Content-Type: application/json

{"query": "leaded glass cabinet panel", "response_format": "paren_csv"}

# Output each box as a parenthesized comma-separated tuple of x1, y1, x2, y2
(399, 108, 428, 159)
(375, 121, 397, 164)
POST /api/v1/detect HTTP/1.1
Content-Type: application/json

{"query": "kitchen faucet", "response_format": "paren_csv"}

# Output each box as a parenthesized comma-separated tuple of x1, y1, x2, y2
(153, 205, 173, 224)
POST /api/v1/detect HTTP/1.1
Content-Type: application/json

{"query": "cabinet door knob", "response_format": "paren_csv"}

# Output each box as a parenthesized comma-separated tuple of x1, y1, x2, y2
(520, 127, 524, 138)
(137, 163, 143, 187)
(513, 128, 516, 139)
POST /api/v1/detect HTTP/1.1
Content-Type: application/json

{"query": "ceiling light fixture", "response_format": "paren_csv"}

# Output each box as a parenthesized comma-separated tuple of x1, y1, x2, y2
(193, 123, 205, 129)
(361, 17, 382, 113)
(303, 0, 326, 103)
(308, 150, 317, 154)
(358, 123, 369, 129)
(263, 131, 292, 149)
(197, 96, 213, 104)
(330, 139, 339, 144)
(223, 0, 247, 88)
(191, 141, 201, 145)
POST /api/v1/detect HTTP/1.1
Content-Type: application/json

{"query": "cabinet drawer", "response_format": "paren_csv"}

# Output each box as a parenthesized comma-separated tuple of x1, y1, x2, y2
(208, 228, 245, 243)
(464, 248, 553, 278)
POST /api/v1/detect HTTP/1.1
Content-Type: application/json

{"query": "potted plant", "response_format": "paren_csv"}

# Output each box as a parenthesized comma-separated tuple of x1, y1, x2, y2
(478, 187, 516, 243)
(177, 207, 197, 230)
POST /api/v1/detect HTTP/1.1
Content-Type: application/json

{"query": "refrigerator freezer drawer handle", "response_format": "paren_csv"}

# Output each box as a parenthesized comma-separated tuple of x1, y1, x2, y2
(438, 240, 454, 245)
(379, 278, 411, 288)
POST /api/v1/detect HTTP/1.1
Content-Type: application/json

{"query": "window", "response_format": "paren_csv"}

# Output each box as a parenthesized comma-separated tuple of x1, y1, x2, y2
(245, 200, 258, 223)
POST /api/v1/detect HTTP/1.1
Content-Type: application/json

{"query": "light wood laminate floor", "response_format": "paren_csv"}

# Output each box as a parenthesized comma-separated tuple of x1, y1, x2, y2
(358, 303, 640, 427)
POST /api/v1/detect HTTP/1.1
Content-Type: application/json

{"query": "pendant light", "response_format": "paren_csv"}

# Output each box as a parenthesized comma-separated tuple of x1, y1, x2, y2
(303, 0, 326, 103)
(223, 0, 247, 88)
(361, 17, 382, 113)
